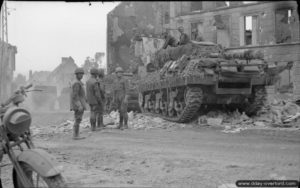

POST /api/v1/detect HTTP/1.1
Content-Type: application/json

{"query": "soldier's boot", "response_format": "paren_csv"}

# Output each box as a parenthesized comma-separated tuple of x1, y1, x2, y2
(90, 119, 96, 132)
(123, 114, 129, 129)
(117, 115, 123, 130)
(73, 122, 85, 140)
(97, 115, 104, 129)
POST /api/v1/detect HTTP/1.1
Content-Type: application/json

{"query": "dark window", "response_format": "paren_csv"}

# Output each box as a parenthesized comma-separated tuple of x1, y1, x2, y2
(243, 15, 258, 46)
(191, 2, 203, 12)
(275, 8, 292, 44)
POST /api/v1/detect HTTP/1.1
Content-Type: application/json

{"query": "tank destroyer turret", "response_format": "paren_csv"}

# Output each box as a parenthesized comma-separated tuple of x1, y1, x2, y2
(138, 42, 293, 123)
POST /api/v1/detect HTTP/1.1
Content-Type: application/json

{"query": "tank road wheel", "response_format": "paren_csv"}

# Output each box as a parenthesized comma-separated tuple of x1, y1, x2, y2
(149, 92, 156, 113)
(155, 92, 163, 114)
(139, 92, 145, 113)
(168, 90, 178, 117)
(143, 94, 151, 112)
(245, 86, 267, 116)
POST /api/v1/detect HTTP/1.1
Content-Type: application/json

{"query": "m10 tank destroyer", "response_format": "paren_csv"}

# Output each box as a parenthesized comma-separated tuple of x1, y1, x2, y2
(138, 42, 293, 123)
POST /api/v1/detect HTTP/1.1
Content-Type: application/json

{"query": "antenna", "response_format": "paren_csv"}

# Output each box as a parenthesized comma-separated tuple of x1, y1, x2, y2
(0, 0, 8, 42)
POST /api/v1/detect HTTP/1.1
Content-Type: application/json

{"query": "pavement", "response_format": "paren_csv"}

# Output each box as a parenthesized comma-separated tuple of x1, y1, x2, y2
(1, 111, 299, 188)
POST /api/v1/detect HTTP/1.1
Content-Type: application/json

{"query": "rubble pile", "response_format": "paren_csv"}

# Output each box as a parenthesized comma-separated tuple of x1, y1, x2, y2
(257, 98, 300, 127)
(105, 111, 185, 130)
(31, 118, 91, 137)
(197, 98, 300, 133)
(31, 111, 186, 136)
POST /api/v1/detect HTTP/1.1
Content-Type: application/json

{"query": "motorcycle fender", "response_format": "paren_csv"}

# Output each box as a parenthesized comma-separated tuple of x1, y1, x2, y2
(16, 148, 63, 177)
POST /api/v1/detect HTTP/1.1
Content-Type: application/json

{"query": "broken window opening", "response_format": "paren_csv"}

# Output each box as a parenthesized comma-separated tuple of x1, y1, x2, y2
(245, 16, 252, 45)
(191, 2, 203, 12)
(241, 15, 258, 46)
(275, 8, 293, 44)
(191, 22, 204, 41)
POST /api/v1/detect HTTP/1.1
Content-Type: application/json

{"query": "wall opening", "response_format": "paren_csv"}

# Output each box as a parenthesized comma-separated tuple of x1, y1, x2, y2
(275, 8, 293, 44)
(191, 22, 204, 41)
(240, 15, 258, 46)
(245, 16, 252, 45)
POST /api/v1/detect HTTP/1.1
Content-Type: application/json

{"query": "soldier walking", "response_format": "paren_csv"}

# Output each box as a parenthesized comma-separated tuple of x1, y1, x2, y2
(86, 68, 103, 131)
(112, 67, 129, 130)
(70, 68, 86, 140)
(96, 68, 106, 129)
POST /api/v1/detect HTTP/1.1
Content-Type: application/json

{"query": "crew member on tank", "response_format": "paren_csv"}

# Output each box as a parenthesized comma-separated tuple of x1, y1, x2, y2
(162, 30, 177, 49)
(177, 26, 190, 45)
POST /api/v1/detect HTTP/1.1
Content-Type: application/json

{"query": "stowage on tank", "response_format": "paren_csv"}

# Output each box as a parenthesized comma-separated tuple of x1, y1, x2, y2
(138, 42, 293, 123)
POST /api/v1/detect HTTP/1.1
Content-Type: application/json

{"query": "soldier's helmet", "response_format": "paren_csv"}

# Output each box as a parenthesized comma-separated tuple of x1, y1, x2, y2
(115, 67, 124, 73)
(74, 68, 84, 74)
(90, 67, 99, 75)
(98, 69, 105, 77)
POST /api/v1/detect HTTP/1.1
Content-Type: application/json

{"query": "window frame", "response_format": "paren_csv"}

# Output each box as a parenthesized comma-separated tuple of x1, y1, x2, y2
(274, 7, 293, 44)
(239, 12, 260, 46)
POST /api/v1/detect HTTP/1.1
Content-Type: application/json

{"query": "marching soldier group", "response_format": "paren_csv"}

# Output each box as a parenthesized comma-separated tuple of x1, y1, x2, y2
(70, 67, 128, 140)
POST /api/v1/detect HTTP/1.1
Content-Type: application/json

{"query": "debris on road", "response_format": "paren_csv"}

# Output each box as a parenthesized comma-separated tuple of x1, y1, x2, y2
(31, 110, 187, 136)
(30, 97, 300, 137)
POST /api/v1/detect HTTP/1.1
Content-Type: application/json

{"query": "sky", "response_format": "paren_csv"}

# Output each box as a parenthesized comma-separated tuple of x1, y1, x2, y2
(6, 1, 120, 78)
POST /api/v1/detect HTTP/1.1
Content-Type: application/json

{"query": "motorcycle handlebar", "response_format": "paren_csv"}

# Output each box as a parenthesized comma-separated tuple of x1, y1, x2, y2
(0, 83, 33, 107)
(24, 84, 33, 90)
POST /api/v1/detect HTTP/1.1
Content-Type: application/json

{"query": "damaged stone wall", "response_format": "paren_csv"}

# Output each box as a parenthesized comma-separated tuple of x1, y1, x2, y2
(0, 41, 17, 102)
(175, 1, 299, 47)
(107, 2, 170, 74)
(169, 1, 299, 100)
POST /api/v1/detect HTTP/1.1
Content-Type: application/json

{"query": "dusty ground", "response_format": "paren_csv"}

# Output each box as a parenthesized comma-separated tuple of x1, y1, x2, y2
(1, 111, 300, 188)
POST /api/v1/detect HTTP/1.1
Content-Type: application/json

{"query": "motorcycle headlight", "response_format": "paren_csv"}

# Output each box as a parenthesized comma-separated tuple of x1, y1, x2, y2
(3, 107, 31, 135)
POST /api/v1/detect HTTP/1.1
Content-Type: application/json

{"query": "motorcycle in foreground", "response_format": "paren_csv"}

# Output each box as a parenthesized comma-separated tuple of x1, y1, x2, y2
(0, 84, 68, 187)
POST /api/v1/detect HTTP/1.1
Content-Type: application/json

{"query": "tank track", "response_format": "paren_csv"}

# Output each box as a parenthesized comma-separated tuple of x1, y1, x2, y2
(141, 87, 203, 123)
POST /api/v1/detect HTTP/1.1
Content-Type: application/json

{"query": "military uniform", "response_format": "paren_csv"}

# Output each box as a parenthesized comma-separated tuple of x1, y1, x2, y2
(86, 69, 103, 131)
(96, 69, 106, 128)
(112, 68, 129, 129)
(70, 73, 86, 139)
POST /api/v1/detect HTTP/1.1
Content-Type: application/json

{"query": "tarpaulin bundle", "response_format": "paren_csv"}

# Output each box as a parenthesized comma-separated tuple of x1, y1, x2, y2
(223, 49, 264, 60)
(152, 43, 222, 68)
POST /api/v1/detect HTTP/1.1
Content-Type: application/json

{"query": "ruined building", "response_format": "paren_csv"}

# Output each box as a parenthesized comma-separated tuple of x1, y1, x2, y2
(0, 41, 17, 102)
(107, 2, 170, 74)
(28, 70, 51, 85)
(107, 1, 300, 101)
(48, 56, 78, 96)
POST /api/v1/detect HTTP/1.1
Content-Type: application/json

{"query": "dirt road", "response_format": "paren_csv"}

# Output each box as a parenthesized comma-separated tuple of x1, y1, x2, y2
(1, 112, 300, 188)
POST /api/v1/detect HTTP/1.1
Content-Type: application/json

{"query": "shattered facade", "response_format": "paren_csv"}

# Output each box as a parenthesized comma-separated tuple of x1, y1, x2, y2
(107, 2, 170, 74)
(108, 1, 300, 100)
(48, 56, 78, 97)
(0, 41, 17, 102)
(167, 1, 300, 101)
